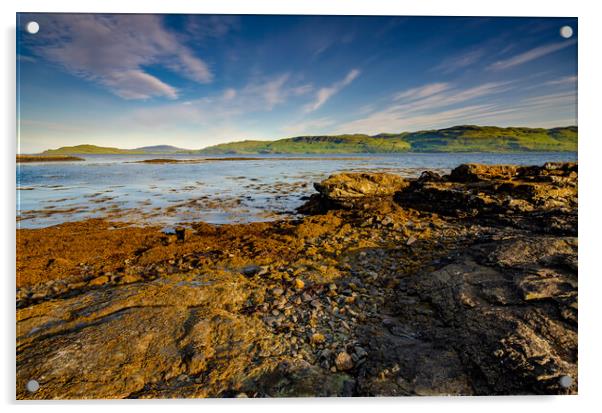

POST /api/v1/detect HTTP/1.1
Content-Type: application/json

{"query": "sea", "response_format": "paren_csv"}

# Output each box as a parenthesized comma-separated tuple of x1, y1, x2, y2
(16, 152, 577, 229)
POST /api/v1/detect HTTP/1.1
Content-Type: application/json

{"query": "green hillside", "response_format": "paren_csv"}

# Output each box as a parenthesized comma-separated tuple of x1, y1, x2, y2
(42, 144, 145, 155)
(199, 134, 412, 154)
(38, 126, 577, 155)
(197, 125, 577, 154)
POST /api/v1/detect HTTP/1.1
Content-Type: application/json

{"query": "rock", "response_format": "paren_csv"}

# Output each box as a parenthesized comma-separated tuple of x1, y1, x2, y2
(314, 173, 409, 202)
(88, 275, 109, 287)
(406, 236, 417, 246)
(334, 352, 354, 371)
(395, 162, 577, 235)
(310, 333, 326, 345)
(17, 273, 273, 399)
(272, 287, 284, 297)
(120, 274, 141, 284)
(175, 227, 187, 241)
(354, 346, 368, 359)
(241, 265, 262, 276)
(449, 163, 519, 182)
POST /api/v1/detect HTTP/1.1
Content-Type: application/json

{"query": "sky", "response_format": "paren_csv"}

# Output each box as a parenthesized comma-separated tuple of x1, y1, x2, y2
(17, 14, 577, 153)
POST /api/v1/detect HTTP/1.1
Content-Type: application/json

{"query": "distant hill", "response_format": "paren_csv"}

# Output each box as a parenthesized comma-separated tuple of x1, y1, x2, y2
(38, 126, 577, 155)
(135, 145, 189, 154)
(42, 144, 145, 155)
(197, 125, 577, 154)
(41, 144, 190, 155)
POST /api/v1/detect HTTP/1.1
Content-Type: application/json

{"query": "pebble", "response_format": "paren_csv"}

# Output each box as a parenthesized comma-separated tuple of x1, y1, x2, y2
(354, 346, 368, 358)
(310, 333, 326, 345)
(88, 276, 109, 287)
(272, 287, 284, 297)
(334, 351, 354, 371)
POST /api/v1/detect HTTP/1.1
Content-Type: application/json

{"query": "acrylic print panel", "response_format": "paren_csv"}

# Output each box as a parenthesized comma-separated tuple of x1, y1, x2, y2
(16, 13, 578, 399)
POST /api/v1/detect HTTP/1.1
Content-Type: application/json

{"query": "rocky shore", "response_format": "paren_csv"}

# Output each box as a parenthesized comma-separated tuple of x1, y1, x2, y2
(16, 162, 577, 399)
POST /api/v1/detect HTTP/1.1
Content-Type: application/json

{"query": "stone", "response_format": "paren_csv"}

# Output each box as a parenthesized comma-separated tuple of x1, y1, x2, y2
(294, 279, 305, 290)
(334, 352, 354, 371)
(314, 173, 409, 202)
(311, 333, 326, 345)
(88, 275, 109, 287)
(241, 265, 262, 276)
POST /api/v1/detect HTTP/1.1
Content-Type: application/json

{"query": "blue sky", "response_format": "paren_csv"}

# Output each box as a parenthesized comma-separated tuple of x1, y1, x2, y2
(17, 14, 577, 152)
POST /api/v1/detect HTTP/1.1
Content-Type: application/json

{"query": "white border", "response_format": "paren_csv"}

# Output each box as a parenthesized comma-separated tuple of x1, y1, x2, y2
(3, 1, 601, 412)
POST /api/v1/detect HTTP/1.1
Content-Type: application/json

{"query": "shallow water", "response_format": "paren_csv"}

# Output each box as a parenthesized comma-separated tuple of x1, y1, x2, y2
(16, 152, 577, 228)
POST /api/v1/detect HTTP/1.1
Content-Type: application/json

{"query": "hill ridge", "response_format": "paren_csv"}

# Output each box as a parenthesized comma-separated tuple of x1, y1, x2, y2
(38, 125, 577, 155)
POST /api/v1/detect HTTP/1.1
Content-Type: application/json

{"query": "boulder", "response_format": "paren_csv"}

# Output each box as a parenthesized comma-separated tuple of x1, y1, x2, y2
(314, 173, 409, 202)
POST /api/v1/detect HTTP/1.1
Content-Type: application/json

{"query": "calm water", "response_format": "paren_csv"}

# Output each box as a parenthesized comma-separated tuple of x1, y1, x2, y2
(17, 152, 577, 229)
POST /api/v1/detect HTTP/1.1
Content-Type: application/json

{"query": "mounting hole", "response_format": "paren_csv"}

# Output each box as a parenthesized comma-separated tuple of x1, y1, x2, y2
(25, 21, 39, 34)
(26, 379, 40, 393)
(560, 26, 573, 39)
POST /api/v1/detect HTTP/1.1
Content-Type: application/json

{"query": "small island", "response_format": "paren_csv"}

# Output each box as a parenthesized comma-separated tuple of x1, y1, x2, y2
(16, 155, 85, 163)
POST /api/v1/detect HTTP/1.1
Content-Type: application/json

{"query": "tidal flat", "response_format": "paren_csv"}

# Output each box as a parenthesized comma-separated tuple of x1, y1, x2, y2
(16, 160, 577, 398)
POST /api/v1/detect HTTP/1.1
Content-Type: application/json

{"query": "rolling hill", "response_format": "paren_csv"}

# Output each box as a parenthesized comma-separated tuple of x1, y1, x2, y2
(42, 144, 145, 155)
(135, 145, 190, 153)
(196, 125, 577, 154)
(41, 144, 193, 155)
(38, 126, 577, 155)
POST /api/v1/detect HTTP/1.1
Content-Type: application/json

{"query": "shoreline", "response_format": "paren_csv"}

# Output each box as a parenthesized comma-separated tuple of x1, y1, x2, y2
(16, 162, 578, 398)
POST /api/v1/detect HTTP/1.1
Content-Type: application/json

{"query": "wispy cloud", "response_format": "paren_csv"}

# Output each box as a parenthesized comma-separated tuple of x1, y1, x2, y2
(488, 39, 576, 71)
(17, 54, 36, 63)
(432, 49, 485, 74)
(394, 83, 451, 101)
(335, 77, 576, 134)
(129, 73, 312, 127)
(27, 14, 212, 100)
(544, 75, 577, 86)
(184, 15, 240, 40)
(304, 69, 360, 112)
(334, 80, 515, 133)
(281, 117, 336, 136)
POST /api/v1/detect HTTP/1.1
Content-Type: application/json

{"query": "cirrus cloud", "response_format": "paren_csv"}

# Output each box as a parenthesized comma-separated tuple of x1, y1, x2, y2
(304, 69, 360, 113)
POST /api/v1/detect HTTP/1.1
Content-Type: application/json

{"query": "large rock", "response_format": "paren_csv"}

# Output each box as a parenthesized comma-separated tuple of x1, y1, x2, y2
(314, 172, 409, 202)
(16, 272, 288, 399)
(404, 235, 578, 394)
(395, 162, 577, 234)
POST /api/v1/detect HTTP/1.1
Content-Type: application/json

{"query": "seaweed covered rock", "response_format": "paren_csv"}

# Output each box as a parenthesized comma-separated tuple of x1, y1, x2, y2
(395, 162, 577, 234)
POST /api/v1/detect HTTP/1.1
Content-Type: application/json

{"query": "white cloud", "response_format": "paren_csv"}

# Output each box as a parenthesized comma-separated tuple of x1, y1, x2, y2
(488, 39, 576, 71)
(304, 69, 360, 112)
(103, 70, 178, 100)
(334, 78, 576, 134)
(280, 117, 336, 137)
(394, 83, 450, 101)
(128, 73, 310, 127)
(222, 88, 237, 100)
(334, 81, 515, 133)
(28, 14, 212, 100)
(544, 75, 577, 86)
(432, 49, 485, 73)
